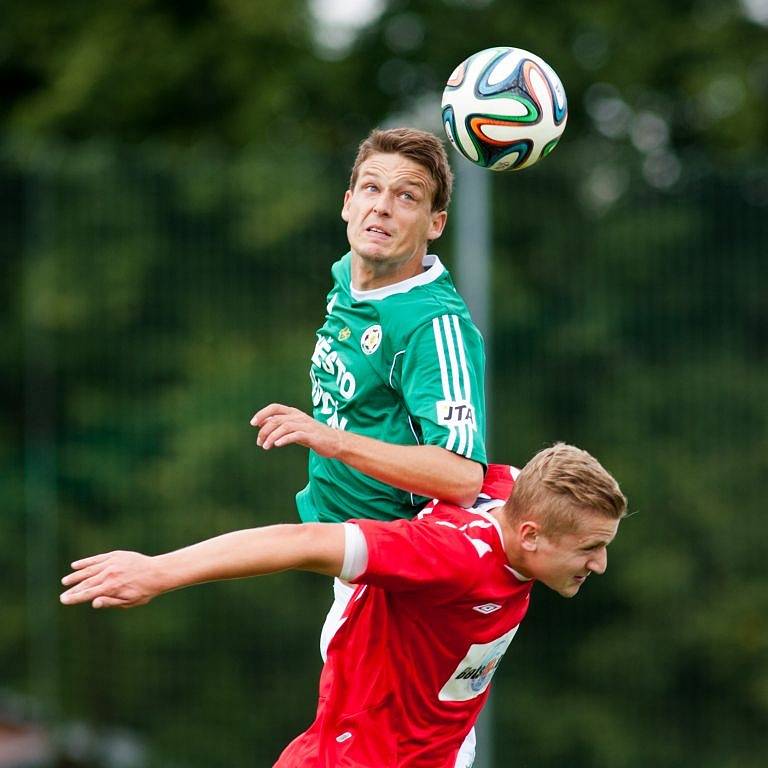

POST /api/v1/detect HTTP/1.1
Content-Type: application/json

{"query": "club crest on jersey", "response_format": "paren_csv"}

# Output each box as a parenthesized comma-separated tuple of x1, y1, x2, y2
(360, 324, 382, 355)
(436, 399, 477, 429)
(338, 327, 351, 342)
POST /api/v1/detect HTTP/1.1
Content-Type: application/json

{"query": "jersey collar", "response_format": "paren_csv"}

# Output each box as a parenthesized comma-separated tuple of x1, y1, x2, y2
(350, 254, 445, 301)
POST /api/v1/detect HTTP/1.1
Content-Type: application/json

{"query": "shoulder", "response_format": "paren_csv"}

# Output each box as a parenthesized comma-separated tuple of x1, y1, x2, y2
(387, 281, 472, 330)
(414, 499, 505, 559)
(375, 257, 474, 331)
(356, 502, 499, 566)
(417, 468, 518, 551)
(386, 305, 484, 366)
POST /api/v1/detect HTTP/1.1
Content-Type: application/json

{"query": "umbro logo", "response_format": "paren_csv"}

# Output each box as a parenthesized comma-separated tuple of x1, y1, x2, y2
(473, 603, 502, 614)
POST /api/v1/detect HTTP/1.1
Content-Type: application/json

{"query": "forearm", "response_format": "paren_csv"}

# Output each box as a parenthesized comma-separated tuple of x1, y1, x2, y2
(60, 523, 346, 609)
(155, 524, 345, 592)
(251, 403, 484, 505)
(335, 433, 483, 506)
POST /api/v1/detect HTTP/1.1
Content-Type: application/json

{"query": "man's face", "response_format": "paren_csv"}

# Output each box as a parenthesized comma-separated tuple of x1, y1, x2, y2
(342, 152, 447, 276)
(526, 511, 620, 598)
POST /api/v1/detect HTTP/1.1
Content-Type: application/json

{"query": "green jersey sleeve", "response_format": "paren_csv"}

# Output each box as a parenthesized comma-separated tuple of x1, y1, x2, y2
(396, 313, 487, 465)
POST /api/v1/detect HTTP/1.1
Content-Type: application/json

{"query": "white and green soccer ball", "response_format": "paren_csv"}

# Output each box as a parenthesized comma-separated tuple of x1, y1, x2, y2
(441, 46, 568, 171)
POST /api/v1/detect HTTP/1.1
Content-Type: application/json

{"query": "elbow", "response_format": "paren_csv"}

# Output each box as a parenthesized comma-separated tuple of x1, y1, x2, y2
(453, 461, 484, 507)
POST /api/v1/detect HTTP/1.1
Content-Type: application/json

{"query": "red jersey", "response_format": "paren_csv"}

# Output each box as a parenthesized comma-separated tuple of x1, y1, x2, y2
(275, 465, 532, 768)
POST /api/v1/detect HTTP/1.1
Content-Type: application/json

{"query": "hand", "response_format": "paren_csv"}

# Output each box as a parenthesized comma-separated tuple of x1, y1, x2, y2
(250, 403, 343, 458)
(60, 551, 161, 609)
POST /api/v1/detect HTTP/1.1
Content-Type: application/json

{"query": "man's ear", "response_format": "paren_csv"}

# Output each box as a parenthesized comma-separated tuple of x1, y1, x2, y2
(519, 521, 541, 553)
(341, 189, 352, 223)
(427, 210, 448, 241)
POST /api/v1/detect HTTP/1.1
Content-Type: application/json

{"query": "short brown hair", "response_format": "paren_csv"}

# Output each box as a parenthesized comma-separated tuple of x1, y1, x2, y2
(506, 443, 627, 537)
(349, 127, 454, 212)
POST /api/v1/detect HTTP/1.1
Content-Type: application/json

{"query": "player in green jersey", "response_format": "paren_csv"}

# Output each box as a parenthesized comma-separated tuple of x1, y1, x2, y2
(252, 128, 487, 523)
(251, 128, 487, 767)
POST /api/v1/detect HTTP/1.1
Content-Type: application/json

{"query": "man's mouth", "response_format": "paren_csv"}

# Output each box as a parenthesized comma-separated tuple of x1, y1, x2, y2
(366, 225, 390, 238)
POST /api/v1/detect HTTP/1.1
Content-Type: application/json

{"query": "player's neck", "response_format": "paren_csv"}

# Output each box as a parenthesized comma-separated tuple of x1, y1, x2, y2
(350, 251, 426, 291)
(490, 506, 533, 580)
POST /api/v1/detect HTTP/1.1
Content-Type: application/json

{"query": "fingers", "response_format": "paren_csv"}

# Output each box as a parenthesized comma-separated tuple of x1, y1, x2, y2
(61, 587, 134, 609)
(258, 419, 310, 450)
(255, 415, 279, 447)
(250, 405, 331, 453)
(250, 403, 296, 427)
(61, 560, 110, 587)
(92, 596, 133, 610)
(267, 425, 310, 450)
(70, 552, 113, 570)
(252, 406, 302, 447)
(60, 563, 113, 601)
(60, 579, 110, 606)
(60, 573, 147, 608)
(60, 551, 149, 608)
(256, 411, 313, 447)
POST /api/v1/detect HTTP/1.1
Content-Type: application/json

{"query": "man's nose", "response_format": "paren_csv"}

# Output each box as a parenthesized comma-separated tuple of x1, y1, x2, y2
(372, 190, 393, 215)
(588, 547, 607, 575)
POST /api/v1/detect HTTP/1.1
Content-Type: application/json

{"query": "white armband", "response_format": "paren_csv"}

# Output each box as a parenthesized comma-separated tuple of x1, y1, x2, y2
(340, 523, 369, 581)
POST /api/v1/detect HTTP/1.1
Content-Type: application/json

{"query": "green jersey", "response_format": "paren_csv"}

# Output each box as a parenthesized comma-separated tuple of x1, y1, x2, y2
(296, 252, 487, 523)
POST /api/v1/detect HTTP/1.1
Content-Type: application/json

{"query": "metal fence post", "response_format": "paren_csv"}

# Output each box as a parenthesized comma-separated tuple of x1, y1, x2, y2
(454, 158, 493, 768)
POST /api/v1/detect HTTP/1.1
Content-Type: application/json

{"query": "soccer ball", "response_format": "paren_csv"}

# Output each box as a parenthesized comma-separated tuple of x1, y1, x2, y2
(441, 47, 568, 171)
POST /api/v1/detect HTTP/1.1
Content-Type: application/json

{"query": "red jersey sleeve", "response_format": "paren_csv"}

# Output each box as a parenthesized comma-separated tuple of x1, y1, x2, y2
(351, 516, 487, 600)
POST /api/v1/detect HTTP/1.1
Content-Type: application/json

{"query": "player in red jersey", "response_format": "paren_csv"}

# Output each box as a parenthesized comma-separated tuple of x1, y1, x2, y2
(60, 443, 627, 768)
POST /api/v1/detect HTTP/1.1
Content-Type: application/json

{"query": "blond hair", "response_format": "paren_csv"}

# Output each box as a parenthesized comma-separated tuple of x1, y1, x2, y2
(506, 443, 627, 537)
(349, 127, 454, 212)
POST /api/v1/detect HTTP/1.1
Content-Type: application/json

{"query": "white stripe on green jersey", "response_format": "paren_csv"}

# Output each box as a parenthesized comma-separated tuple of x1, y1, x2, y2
(296, 253, 487, 524)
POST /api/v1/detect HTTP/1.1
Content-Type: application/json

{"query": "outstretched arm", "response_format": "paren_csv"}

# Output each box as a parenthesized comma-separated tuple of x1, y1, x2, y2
(251, 404, 484, 507)
(60, 523, 345, 609)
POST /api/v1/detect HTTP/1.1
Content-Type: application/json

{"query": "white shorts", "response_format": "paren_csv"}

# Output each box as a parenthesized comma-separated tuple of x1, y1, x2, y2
(319, 578, 477, 768)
